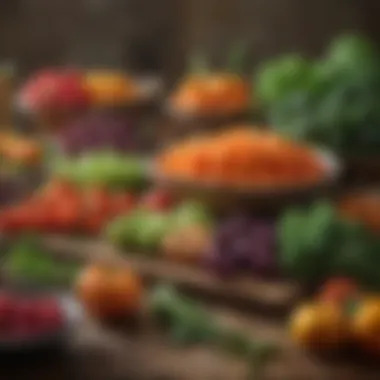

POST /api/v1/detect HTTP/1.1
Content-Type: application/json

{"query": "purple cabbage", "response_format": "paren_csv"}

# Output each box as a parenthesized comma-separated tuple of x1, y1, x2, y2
(205, 214, 278, 278)
(55, 112, 136, 156)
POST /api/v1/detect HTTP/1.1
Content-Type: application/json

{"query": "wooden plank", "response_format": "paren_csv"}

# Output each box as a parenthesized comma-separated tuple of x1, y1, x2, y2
(38, 235, 302, 316)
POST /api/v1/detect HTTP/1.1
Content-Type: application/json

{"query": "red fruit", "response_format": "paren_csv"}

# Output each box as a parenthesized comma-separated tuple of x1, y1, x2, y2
(85, 188, 112, 216)
(140, 189, 175, 211)
(50, 72, 90, 111)
(319, 277, 359, 306)
(48, 200, 82, 233)
(0, 206, 36, 233)
(20, 70, 89, 113)
(19, 70, 60, 111)
(111, 193, 136, 216)
(38, 180, 78, 205)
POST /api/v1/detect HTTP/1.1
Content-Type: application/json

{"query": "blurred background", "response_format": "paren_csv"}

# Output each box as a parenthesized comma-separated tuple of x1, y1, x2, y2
(0, 0, 378, 85)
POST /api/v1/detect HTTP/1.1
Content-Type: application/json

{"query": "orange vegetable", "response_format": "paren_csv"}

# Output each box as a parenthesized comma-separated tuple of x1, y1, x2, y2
(76, 263, 143, 320)
(0, 134, 42, 165)
(171, 73, 249, 116)
(157, 128, 326, 187)
(83, 71, 139, 106)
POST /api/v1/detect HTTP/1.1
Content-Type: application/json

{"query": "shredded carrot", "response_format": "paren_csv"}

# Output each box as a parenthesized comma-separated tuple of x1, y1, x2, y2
(156, 128, 326, 187)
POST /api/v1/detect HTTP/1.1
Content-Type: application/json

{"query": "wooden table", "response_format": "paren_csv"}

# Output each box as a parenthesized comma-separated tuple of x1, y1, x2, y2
(2, 235, 380, 380)
(0, 303, 379, 380)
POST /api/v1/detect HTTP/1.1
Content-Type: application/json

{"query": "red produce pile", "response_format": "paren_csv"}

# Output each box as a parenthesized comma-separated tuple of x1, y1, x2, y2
(0, 292, 63, 339)
(0, 180, 136, 235)
(0, 180, 176, 236)
(18, 70, 90, 114)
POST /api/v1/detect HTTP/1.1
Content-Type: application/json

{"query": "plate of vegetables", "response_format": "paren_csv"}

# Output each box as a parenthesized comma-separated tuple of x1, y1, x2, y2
(153, 128, 341, 210)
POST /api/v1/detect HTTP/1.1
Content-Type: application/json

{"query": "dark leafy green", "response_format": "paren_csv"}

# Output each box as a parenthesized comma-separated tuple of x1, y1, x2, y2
(149, 285, 278, 377)
(278, 200, 380, 289)
(256, 34, 380, 154)
(6, 234, 79, 284)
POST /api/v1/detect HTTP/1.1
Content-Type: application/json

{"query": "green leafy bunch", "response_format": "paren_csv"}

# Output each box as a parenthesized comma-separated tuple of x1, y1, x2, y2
(278, 200, 380, 289)
(256, 34, 380, 155)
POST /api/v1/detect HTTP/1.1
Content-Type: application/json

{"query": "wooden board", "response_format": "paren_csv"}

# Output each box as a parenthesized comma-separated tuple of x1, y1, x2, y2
(36, 235, 302, 316)
(0, 298, 377, 380)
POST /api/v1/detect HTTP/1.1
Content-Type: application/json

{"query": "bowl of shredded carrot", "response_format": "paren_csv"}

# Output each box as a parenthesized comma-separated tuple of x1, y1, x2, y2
(153, 128, 341, 211)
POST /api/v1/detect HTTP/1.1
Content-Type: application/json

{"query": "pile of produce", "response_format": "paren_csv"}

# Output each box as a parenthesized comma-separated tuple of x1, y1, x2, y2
(0, 180, 136, 235)
(18, 69, 146, 117)
(55, 113, 136, 156)
(278, 200, 380, 289)
(256, 34, 380, 155)
(206, 215, 277, 278)
(0, 133, 42, 168)
(289, 278, 380, 356)
(5, 235, 79, 284)
(76, 262, 143, 320)
(18, 70, 90, 117)
(53, 151, 147, 190)
(106, 200, 213, 262)
(157, 128, 328, 187)
(170, 73, 249, 117)
(83, 70, 140, 107)
(0, 291, 64, 338)
(169, 45, 250, 117)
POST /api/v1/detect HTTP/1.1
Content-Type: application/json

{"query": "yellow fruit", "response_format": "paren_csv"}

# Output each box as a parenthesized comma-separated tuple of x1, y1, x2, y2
(351, 297, 380, 354)
(289, 302, 348, 350)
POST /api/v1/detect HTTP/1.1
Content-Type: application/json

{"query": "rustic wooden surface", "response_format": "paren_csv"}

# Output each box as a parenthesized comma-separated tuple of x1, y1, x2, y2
(0, 0, 379, 84)
(0, 290, 379, 380)
(38, 235, 301, 316)
(0, 235, 377, 380)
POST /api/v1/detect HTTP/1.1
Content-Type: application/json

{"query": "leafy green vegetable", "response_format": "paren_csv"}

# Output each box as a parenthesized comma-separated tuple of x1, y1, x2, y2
(256, 55, 317, 105)
(149, 285, 278, 375)
(257, 34, 380, 154)
(6, 235, 79, 284)
(278, 200, 380, 288)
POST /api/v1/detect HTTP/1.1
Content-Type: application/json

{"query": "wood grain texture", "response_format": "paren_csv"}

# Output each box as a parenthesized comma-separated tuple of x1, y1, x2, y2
(0, 0, 378, 83)
(35, 235, 301, 316)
